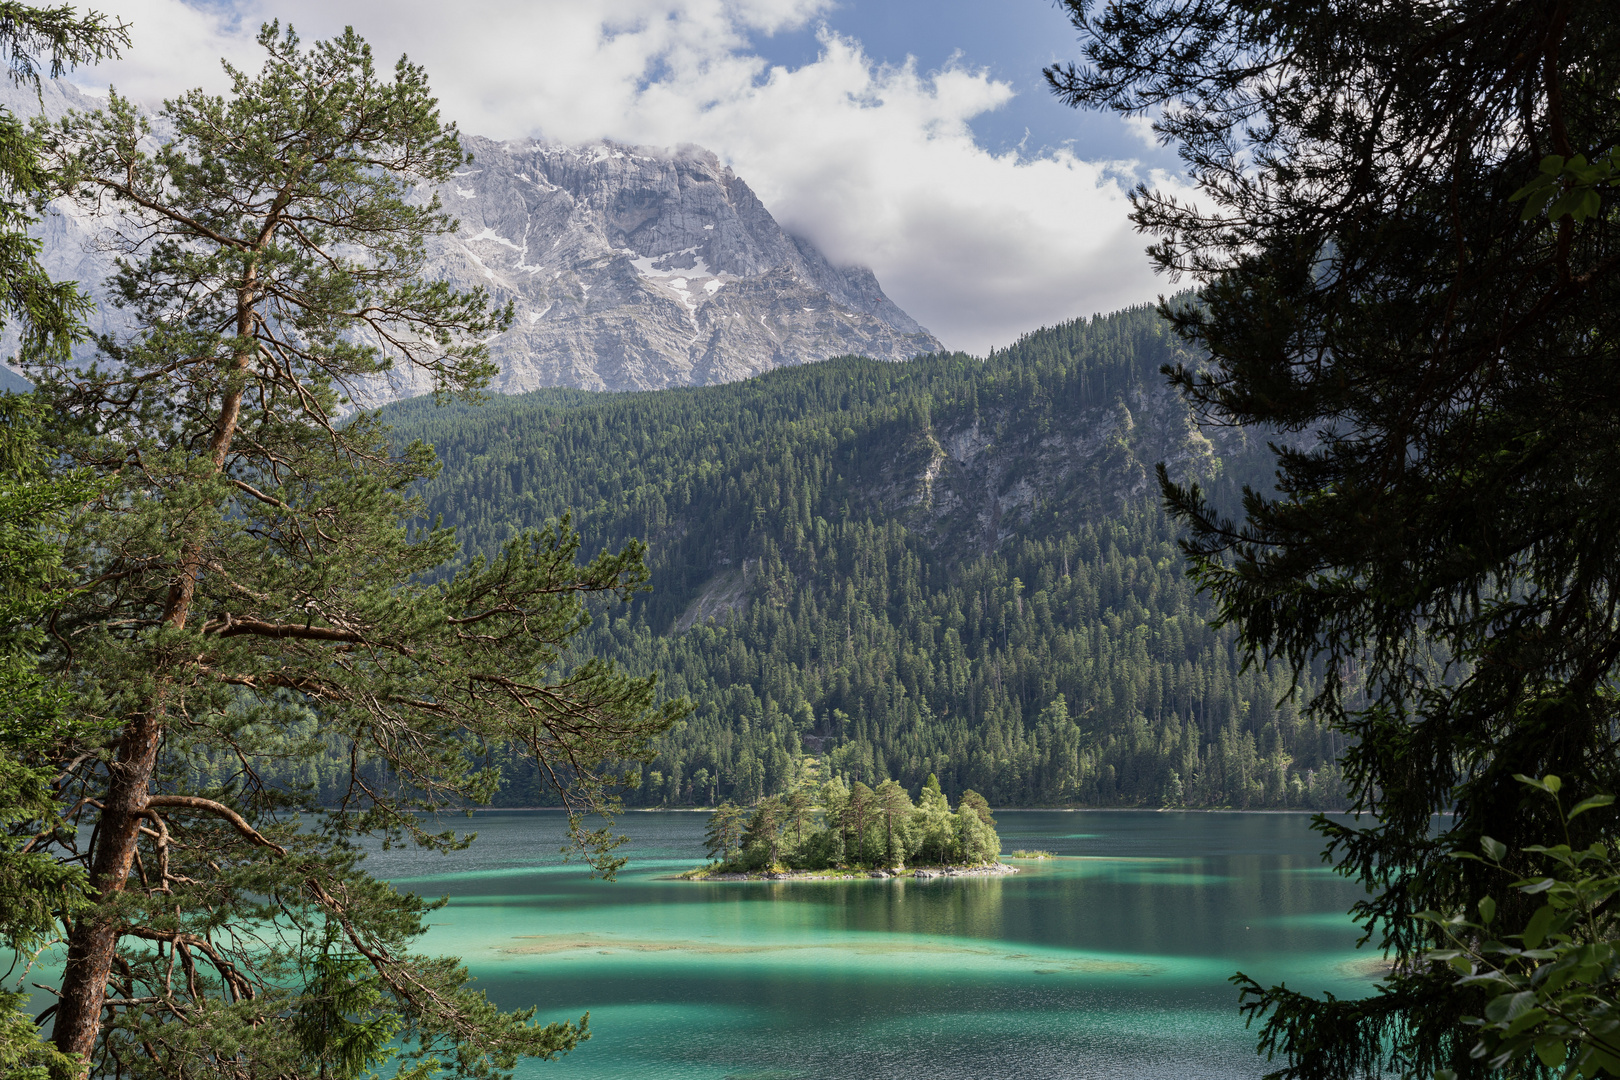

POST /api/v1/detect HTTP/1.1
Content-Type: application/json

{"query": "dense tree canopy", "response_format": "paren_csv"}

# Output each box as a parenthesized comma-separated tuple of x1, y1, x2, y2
(696, 773, 1002, 873)
(1, 399, 98, 1080)
(1050, 0, 1620, 1076)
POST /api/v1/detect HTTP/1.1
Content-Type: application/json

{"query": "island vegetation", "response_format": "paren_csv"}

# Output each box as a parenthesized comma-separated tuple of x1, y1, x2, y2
(687, 773, 1002, 877)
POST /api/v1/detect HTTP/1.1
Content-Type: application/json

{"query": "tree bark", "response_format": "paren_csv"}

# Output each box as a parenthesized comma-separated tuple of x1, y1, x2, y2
(49, 713, 163, 1063)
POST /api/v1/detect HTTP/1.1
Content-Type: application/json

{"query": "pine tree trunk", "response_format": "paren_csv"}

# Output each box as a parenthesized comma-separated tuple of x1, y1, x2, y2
(52, 313, 253, 1069)
(51, 713, 164, 1063)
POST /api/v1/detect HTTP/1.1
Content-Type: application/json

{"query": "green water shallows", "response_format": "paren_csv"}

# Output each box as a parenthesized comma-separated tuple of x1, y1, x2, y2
(370, 810, 1374, 1080)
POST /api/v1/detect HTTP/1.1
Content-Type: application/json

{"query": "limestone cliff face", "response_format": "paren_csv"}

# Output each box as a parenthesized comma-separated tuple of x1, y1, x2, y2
(401, 138, 940, 396)
(0, 81, 942, 397)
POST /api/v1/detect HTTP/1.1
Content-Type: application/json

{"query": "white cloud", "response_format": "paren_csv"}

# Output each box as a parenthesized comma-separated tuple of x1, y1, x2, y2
(1121, 112, 1163, 150)
(82, 0, 1179, 354)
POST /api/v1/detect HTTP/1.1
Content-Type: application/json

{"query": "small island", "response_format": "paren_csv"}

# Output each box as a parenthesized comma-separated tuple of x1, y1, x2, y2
(682, 773, 1016, 881)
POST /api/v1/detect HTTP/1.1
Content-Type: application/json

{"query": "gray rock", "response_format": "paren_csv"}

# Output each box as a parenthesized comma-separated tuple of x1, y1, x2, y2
(849, 368, 1261, 558)
(0, 83, 943, 398)
(396, 138, 941, 397)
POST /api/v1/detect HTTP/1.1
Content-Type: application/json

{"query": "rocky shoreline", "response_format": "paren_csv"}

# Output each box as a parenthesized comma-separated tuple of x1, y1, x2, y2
(689, 863, 1020, 882)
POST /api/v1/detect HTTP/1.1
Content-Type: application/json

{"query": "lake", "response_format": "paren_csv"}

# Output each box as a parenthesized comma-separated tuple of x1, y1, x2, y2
(369, 809, 1376, 1080)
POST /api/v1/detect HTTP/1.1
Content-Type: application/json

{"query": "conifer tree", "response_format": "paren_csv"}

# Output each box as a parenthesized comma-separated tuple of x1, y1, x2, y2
(0, 5, 127, 1076)
(703, 802, 745, 863)
(1050, 1, 1620, 1076)
(873, 779, 913, 868)
(843, 780, 879, 864)
(740, 794, 785, 867)
(21, 24, 679, 1078)
(1, 398, 99, 1080)
(782, 786, 813, 851)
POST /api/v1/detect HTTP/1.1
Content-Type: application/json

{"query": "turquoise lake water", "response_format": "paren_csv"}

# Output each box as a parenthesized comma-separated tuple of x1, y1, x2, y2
(367, 809, 1376, 1079)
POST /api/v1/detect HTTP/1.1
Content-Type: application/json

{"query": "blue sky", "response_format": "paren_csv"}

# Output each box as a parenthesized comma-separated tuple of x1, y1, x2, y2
(747, 1, 1179, 169)
(84, 0, 1189, 352)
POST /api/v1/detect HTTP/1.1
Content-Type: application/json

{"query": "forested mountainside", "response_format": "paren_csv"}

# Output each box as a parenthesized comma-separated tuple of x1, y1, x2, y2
(367, 304, 1348, 810)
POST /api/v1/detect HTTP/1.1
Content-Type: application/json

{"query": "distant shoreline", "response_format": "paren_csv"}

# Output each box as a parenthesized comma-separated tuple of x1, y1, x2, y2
(681, 863, 1021, 882)
(437, 805, 1372, 815)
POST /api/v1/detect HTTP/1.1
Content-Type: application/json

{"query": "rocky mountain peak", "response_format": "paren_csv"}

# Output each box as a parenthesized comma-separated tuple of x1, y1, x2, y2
(409, 136, 940, 396)
(0, 82, 942, 398)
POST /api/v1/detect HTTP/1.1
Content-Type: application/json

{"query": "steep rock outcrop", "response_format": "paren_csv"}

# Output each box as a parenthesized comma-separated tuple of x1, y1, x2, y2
(0, 82, 941, 397)
(401, 138, 939, 396)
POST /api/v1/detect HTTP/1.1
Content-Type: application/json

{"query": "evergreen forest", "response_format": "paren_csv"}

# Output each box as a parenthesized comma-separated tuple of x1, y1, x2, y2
(360, 303, 1350, 811)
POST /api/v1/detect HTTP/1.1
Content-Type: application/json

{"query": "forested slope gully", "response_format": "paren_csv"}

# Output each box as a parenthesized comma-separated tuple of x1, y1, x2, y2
(374, 305, 1348, 810)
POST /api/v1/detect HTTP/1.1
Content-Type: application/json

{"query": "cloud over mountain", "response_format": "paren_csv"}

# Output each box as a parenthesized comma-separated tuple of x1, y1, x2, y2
(74, 0, 1189, 355)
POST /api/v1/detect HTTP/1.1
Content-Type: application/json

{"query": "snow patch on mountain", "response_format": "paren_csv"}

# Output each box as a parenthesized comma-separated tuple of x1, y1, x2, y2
(0, 83, 943, 398)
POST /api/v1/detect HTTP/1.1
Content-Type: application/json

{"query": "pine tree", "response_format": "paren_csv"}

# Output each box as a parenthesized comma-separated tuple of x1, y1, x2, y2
(702, 802, 745, 863)
(843, 780, 876, 865)
(0, 6, 128, 1076)
(782, 785, 814, 852)
(1050, 1, 1620, 1076)
(740, 795, 785, 868)
(24, 25, 679, 1078)
(873, 778, 913, 868)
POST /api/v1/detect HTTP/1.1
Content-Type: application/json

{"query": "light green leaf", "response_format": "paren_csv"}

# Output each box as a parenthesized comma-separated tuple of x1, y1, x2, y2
(1514, 773, 1563, 794)
(1568, 794, 1615, 821)
(1479, 896, 1497, 925)
(1522, 904, 1556, 949)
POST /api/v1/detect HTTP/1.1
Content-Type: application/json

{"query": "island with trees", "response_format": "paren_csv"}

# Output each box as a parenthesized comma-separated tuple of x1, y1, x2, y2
(685, 773, 1015, 879)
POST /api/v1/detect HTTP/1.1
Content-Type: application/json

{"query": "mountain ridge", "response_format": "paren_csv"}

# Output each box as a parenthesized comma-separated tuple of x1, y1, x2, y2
(0, 80, 942, 397)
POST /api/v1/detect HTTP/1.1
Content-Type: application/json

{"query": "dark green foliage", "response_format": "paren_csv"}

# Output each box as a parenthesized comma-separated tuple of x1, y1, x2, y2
(1050, 0, 1620, 1076)
(0, 399, 100, 1080)
(379, 304, 1349, 811)
(290, 929, 402, 1080)
(702, 801, 745, 862)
